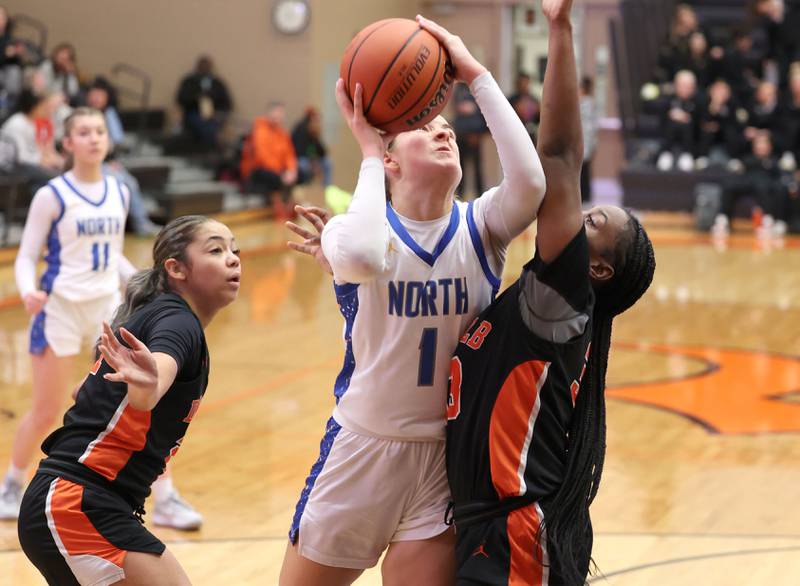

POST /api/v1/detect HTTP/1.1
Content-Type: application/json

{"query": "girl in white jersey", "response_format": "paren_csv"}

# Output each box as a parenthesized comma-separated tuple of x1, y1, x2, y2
(0, 108, 203, 531)
(280, 16, 547, 585)
(0, 108, 134, 520)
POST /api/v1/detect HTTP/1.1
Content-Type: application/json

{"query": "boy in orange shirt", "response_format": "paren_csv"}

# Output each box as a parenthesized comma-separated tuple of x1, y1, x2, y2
(241, 101, 298, 218)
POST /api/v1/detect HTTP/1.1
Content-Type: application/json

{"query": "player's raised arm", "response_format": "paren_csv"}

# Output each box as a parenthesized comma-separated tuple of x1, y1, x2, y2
(319, 81, 393, 284)
(418, 15, 547, 245)
(534, 0, 585, 263)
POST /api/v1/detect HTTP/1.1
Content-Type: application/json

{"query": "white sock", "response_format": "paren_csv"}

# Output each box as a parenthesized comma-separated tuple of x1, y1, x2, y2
(5, 464, 26, 485)
(152, 476, 174, 503)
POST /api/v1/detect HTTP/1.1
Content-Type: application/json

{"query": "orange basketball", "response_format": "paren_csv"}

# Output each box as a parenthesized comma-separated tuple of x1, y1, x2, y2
(340, 18, 455, 134)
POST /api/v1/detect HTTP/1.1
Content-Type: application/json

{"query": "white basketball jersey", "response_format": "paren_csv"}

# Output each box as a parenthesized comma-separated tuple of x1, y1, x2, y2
(332, 200, 503, 441)
(40, 174, 128, 302)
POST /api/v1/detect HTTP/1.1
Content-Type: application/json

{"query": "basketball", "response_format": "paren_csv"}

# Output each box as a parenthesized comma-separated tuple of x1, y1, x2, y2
(340, 18, 456, 134)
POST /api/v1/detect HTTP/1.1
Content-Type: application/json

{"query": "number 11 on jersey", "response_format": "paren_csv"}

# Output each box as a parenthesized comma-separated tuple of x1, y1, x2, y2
(91, 241, 110, 271)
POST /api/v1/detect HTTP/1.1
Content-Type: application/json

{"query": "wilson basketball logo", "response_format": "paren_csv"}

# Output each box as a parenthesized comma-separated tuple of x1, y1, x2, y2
(403, 60, 455, 130)
(387, 45, 431, 110)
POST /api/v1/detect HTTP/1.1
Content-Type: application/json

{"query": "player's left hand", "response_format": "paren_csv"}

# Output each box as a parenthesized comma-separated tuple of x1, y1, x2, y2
(542, 0, 574, 24)
(98, 322, 158, 393)
(415, 15, 487, 85)
(286, 205, 333, 275)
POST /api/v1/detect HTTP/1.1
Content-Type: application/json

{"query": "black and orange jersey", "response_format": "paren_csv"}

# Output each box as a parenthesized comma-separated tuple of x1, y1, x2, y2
(40, 293, 209, 507)
(446, 228, 594, 521)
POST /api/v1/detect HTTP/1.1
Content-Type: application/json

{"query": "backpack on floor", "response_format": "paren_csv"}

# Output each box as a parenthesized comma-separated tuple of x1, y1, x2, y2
(694, 182, 723, 231)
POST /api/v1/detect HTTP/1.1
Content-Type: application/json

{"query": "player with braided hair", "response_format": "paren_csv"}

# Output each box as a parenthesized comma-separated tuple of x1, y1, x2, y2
(444, 0, 656, 584)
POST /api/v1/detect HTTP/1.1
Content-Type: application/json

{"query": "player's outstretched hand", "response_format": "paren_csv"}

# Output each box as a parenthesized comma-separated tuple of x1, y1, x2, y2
(286, 205, 333, 275)
(98, 322, 158, 393)
(415, 15, 487, 85)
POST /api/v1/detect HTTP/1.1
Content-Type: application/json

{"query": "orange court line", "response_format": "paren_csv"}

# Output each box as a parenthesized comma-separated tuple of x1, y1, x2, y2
(608, 342, 800, 435)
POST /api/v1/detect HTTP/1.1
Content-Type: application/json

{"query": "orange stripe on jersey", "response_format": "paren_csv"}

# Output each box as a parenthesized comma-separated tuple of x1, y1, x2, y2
(489, 360, 550, 499)
(79, 398, 151, 481)
(507, 503, 548, 585)
(48, 478, 127, 568)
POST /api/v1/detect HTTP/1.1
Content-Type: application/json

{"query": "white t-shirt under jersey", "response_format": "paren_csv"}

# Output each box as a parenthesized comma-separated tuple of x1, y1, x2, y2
(321, 72, 546, 441)
(15, 172, 135, 302)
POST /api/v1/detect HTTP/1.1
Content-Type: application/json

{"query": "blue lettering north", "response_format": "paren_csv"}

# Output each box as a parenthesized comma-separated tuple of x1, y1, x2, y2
(387, 278, 468, 317)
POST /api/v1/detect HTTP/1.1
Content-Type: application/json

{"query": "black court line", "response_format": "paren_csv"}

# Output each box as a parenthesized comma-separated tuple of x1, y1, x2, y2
(4, 530, 800, 556)
(587, 545, 800, 582)
(596, 530, 800, 540)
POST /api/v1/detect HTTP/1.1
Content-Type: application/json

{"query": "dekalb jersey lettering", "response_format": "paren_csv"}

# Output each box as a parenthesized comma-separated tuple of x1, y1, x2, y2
(388, 278, 469, 317)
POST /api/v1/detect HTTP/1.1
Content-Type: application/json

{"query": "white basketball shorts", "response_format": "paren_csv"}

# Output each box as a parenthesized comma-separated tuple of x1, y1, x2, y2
(289, 417, 451, 569)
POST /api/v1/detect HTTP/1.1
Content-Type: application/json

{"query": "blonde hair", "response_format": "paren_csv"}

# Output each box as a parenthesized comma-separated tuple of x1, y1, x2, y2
(63, 107, 106, 137)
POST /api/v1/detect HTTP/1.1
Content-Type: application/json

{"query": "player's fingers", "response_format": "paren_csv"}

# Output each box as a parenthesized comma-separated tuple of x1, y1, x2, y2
(98, 345, 120, 370)
(102, 322, 123, 352)
(99, 335, 119, 361)
(287, 242, 315, 256)
(334, 78, 355, 120)
(298, 209, 327, 233)
(302, 206, 331, 220)
(353, 83, 366, 121)
(103, 372, 126, 382)
(416, 15, 450, 41)
(286, 221, 317, 240)
(119, 327, 145, 351)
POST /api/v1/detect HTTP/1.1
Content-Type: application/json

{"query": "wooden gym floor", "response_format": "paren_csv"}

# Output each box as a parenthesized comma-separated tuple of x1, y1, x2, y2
(1, 211, 798, 585)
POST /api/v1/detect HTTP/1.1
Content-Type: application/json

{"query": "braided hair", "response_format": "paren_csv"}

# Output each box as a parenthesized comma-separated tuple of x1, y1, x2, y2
(540, 212, 656, 584)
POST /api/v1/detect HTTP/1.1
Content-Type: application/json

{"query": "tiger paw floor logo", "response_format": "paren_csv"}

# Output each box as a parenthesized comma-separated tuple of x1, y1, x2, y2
(608, 343, 800, 434)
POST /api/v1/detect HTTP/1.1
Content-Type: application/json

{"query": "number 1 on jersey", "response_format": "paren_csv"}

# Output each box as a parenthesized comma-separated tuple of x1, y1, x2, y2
(418, 328, 438, 386)
(92, 242, 110, 271)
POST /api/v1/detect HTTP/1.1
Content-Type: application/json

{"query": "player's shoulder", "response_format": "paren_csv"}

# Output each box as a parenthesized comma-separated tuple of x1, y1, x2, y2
(127, 293, 200, 333)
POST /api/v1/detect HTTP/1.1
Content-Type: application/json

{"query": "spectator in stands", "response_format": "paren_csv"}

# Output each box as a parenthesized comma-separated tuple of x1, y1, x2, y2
(657, 3, 701, 80)
(0, 89, 63, 191)
(718, 29, 764, 104)
(0, 6, 28, 107)
(291, 107, 331, 188)
(670, 4, 700, 54)
(742, 131, 790, 235)
(746, 80, 786, 150)
(38, 43, 81, 105)
(176, 55, 232, 150)
(698, 79, 745, 167)
(240, 101, 297, 217)
(657, 70, 701, 172)
(507, 71, 540, 143)
(783, 63, 800, 157)
(747, 0, 796, 77)
(85, 81, 161, 236)
(684, 32, 713, 88)
(452, 82, 487, 198)
(580, 75, 598, 202)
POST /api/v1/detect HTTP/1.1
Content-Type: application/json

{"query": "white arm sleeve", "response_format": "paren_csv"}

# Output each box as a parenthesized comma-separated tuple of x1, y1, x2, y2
(470, 72, 546, 245)
(14, 186, 61, 298)
(321, 157, 389, 284)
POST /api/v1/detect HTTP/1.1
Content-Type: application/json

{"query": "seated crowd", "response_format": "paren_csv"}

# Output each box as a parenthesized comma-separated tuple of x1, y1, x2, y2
(0, 8, 334, 233)
(645, 1, 800, 234)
